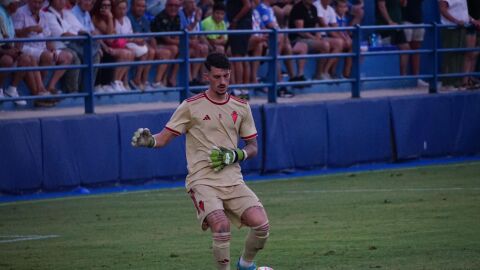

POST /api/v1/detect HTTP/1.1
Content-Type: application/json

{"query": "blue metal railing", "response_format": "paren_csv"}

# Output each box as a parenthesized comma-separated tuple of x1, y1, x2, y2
(1, 24, 479, 113)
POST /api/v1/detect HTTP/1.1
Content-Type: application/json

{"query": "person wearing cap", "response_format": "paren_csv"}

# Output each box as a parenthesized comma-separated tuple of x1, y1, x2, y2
(0, 0, 37, 106)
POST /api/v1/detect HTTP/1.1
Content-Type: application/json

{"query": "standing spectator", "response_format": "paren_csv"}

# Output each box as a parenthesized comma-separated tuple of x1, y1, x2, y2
(128, 0, 172, 90)
(466, 0, 479, 87)
(92, 0, 135, 92)
(150, 0, 181, 87)
(439, 0, 478, 89)
(376, 0, 410, 76)
(314, 0, 344, 79)
(0, 0, 34, 106)
(288, 0, 330, 82)
(226, 0, 252, 100)
(13, 0, 74, 97)
(201, 1, 228, 53)
(257, 0, 306, 97)
(179, 0, 209, 85)
(333, 0, 353, 78)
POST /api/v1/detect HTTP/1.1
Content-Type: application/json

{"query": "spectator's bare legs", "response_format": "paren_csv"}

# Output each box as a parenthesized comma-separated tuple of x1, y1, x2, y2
(278, 34, 295, 79)
(409, 40, 422, 77)
(323, 37, 344, 77)
(154, 46, 173, 86)
(272, 3, 292, 28)
(343, 36, 353, 78)
(0, 54, 15, 87)
(11, 54, 32, 89)
(349, 4, 364, 26)
(248, 36, 267, 84)
(398, 43, 410, 76)
(164, 44, 179, 86)
(190, 41, 209, 82)
(310, 38, 330, 79)
(462, 33, 479, 85)
(46, 50, 74, 93)
(292, 41, 308, 77)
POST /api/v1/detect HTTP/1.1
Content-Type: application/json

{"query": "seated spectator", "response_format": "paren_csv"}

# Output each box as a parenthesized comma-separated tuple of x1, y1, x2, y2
(288, 0, 329, 83)
(439, 0, 478, 89)
(150, 0, 181, 87)
(271, 0, 292, 28)
(44, 0, 88, 93)
(250, 0, 268, 90)
(347, 0, 363, 26)
(201, 1, 228, 53)
(314, 0, 344, 79)
(13, 0, 74, 103)
(197, 0, 213, 20)
(113, 0, 152, 90)
(128, 0, 171, 90)
(467, 0, 480, 87)
(375, 0, 410, 75)
(179, 0, 208, 85)
(0, 0, 33, 106)
(402, 0, 429, 87)
(92, 0, 135, 92)
(333, 0, 352, 78)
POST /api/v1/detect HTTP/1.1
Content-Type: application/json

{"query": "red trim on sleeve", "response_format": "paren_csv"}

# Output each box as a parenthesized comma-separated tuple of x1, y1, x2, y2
(241, 133, 257, 140)
(165, 126, 181, 136)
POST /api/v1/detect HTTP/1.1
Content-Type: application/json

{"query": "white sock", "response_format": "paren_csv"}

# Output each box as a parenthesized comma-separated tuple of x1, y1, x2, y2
(239, 256, 253, 268)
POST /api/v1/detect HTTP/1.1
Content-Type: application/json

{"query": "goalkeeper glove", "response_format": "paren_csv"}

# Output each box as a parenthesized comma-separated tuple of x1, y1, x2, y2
(208, 147, 247, 172)
(131, 128, 156, 148)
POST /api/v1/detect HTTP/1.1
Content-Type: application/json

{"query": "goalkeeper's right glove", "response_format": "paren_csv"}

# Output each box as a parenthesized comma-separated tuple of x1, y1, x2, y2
(131, 128, 156, 148)
(208, 146, 247, 172)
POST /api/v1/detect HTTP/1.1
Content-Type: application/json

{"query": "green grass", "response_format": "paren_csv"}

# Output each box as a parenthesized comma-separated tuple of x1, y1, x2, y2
(1, 162, 480, 270)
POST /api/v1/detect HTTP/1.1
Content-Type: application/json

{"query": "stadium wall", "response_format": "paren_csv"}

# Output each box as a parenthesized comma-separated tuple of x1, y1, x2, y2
(1, 91, 480, 194)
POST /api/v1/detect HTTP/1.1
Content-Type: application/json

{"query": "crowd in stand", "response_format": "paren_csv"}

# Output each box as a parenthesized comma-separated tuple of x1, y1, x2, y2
(0, 0, 479, 107)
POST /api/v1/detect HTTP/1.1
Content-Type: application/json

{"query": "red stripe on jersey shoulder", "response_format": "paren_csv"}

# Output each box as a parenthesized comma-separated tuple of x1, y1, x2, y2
(186, 93, 206, 102)
(241, 133, 257, 140)
(230, 95, 248, 104)
(165, 126, 181, 136)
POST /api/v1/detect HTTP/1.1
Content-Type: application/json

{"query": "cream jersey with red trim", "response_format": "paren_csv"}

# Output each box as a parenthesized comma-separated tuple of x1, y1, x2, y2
(165, 93, 258, 189)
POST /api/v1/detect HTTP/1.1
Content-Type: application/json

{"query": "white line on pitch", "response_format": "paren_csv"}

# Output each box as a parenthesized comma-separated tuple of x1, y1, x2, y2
(284, 187, 480, 194)
(0, 235, 60, 243)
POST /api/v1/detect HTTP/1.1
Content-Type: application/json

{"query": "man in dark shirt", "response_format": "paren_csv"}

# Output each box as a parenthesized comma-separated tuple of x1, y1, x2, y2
(151, 0, 181, 87)
(402, 0, 428, 87)
(288, 0, 329, 81)
(376, 0, 410, 75)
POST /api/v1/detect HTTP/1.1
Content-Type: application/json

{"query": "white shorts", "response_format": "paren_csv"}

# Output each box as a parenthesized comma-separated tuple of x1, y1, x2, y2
(403, 22, 425, 42)
(126, 43, 148, 58)
(22, 46, 63, 63)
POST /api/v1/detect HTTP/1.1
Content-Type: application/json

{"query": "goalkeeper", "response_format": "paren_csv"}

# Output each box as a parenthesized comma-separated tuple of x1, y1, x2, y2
(131, 52, 269, 270)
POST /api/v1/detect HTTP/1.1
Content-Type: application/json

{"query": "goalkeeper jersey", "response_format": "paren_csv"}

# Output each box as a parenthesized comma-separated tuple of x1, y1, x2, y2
(165, 92, 258, 189)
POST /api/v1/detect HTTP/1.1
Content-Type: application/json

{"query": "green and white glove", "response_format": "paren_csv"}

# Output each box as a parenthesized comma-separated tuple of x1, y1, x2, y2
(131, 128, 156, 148)
(208, 146, 247, 172)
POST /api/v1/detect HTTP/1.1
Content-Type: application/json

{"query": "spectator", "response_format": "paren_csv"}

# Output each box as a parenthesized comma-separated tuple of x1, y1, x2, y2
(348, 0, 363, 26)
(272, 0, 292, 28)
(13, 0, 73, 99)
(44, 0, 87, 93)
(333, 0, 352, 78)
(288, 0, 329, 83)
(92, 0, 135, 92)
(402, 0, 428, 87)
(250, 0, 268, 91)
(179, 0, 208, 85)
(150, 0, 181, 87)
(466, 0, 479, 87)
(113, 0, 151, 90)
(439, 0, 478, 89)
(145, 0, 166, 20)
(257, 0, 306, 97)
(314, 0, 344, 79)
(0, 0, 33, 106)
(128, 0, 172, 90)
(226, 0, 252, 99)
(375, 0, 410, 76)
(201, 1, 227, 53)
(197, 0, 213, 19)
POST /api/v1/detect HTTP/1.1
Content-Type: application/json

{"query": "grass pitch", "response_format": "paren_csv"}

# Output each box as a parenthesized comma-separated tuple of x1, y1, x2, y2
(1, 162, 479, 270)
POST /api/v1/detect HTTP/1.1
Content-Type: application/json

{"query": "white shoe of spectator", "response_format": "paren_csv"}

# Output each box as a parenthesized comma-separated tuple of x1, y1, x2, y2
(0, 88, 4, 98)
(123, 83, 131, 91)
(417, 79, 429, 87)
(5, 86, 27, 106)
(102, 84, 115, 93)
(94, 85, 105, 93)
(151, 81, 165, 89)
(111, 80, 126, 92)
(320, 73, 332, 80)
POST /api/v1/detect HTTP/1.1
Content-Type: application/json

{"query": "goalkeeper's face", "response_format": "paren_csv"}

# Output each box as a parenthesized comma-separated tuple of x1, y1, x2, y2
(206, 67, 231, 96)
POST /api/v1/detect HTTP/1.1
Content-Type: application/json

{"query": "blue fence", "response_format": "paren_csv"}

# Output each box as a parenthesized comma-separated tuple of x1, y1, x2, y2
(1, 24, 479, 113)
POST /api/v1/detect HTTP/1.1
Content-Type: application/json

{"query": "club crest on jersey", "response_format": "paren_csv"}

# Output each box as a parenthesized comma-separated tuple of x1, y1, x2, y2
(203, 115, 211, 120)
(231, 111, 238, 124)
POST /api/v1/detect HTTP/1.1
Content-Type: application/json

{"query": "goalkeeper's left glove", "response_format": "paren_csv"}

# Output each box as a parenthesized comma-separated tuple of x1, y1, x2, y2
(208, 147, 247, 172)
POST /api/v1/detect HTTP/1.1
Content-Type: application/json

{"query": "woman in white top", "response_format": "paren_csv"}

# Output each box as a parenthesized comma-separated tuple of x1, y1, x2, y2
(439, 0, 478, 89)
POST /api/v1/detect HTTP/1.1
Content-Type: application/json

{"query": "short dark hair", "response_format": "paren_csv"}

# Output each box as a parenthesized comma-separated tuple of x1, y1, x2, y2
(204, 53, 230, 71)
(212, 1, 225, 12)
